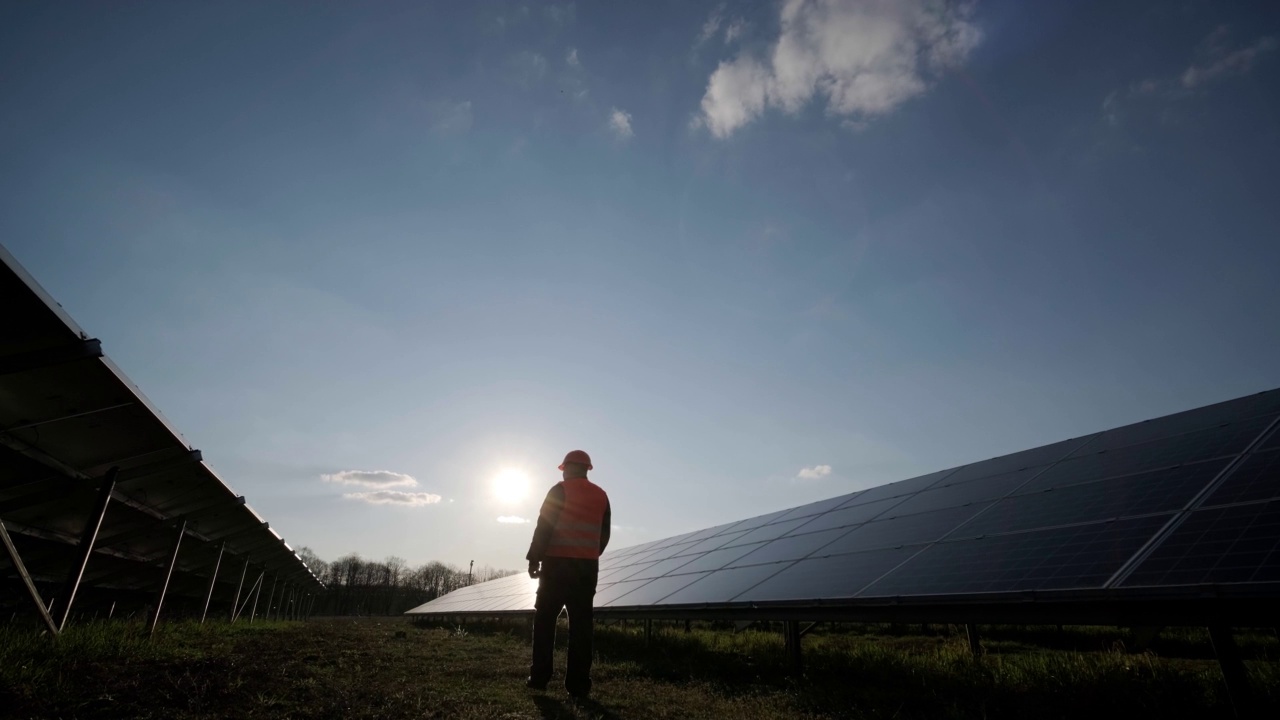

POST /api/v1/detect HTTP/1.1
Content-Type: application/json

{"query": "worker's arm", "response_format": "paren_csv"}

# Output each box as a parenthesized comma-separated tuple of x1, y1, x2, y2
(598, 498, 611, 555)
(526, 484, 566, 564)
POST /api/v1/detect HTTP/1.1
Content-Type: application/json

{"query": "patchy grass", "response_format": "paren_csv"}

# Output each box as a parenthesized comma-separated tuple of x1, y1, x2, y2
(0, 617, 1276, 718)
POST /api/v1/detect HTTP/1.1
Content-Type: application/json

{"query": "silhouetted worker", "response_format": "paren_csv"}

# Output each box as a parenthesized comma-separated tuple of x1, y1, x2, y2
(525, 449, 611, 698)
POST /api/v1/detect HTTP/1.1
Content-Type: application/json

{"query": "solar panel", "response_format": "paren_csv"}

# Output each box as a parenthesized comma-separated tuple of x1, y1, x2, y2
(407, 389, 1280, 624)
(1, 243, 321, 630)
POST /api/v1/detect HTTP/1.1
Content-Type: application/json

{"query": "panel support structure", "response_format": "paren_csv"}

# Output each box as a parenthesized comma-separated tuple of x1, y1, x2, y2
(0, 517, 59, 634)
(230, 554, 250, 622)
(249, 570, 264, 622)
(148, 519, 187, 637)
(1208, 626, 1253, 719)
(966, 624, 982, 660)
(56, 467, 118, 631)
(264, 575, 278, 622)
(201, 542, 225, 624)
(784, 620, 802, 671)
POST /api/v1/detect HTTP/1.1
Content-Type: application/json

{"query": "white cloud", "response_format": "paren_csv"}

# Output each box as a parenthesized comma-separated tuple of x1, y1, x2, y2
(609, 107, 634, 139)
(497, 516, 531, 524)
(321, 470, 417, 488)
(796, 464, 833, 480)
(1182, 34, 1276, 88)
(724, 18, 747, 44)
(514, 51, 549, 86)
(343, 491, 443, 506)
(566, 47, 580, 67)
(698, 0, 981, 138)
(697, 3, 726, 46)
(428, 99, 473, 134)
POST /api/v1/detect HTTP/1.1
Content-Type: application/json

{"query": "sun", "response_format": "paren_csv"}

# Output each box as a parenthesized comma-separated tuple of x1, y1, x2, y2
(492, 468, 531, 504)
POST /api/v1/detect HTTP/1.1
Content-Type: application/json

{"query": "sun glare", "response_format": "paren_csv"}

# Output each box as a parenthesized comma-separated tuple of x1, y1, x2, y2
(492, 468, 531, 504)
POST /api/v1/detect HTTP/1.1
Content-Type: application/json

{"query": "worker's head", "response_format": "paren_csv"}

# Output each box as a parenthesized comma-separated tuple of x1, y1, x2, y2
(559, 450, 592, 479)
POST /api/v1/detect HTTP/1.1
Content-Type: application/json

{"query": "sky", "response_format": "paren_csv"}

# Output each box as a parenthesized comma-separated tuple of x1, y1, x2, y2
(3, 0, 1279, 571)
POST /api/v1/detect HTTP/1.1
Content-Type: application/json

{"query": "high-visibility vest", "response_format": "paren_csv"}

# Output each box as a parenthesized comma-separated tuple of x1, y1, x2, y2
(546, 477, 608, 559)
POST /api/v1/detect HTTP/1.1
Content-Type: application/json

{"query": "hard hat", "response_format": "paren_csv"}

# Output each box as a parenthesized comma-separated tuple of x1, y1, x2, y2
(558, 450, 593, 471)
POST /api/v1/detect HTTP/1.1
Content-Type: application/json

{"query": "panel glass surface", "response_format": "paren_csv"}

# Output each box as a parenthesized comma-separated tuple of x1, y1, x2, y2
(716, 508, 793, 534)
(786, 497, 901, 535)
(719, 518, 812, 547)
(592, 578, 657, 606)
(605, 560, 661, 582)
(1121, 500, 1280, 587)
(773, 492, 862, 523)
(954, 460, 1226, 538)
(673, 531, 749, 557)
(604, 572, 707, 607)
(665, 543, 762, 574)
(889, 467, 1041, 516)
(836, 468, 955, 506)
(655, 562, 792, 605)
(941, 436, 1095, 485)
(739, 546, 922, 602)
(626, 555, 701, 581)
(1088, 396, 1280, 452)
(1035, 416, 1274, 489)
(862, 514, 1170, 596)
(820, 504, 992, 554)
(1263, 428, 1280, 452)
(728, 528, 848, 566)
(1204, 450, 1280, 506)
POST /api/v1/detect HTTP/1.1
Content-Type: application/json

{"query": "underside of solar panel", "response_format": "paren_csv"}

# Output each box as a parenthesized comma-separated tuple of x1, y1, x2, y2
(407, 389, 1280, 625)
(1, 243, 321, 628)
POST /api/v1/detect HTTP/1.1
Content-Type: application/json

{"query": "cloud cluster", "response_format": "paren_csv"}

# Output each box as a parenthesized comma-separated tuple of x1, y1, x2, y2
(697, 0, 980, 138)
(497, 516, 531, 524)
(796, 464, 833, 480)
(1181, 30, 1276, 89)
(324, 469, 443, 506)
(321, 470, 417, 488)
(609, 108, 634, 139)
(343, 491, 443, 506)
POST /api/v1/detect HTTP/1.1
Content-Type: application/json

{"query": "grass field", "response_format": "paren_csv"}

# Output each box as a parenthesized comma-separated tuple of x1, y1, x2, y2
(2, 617, 1277, 719)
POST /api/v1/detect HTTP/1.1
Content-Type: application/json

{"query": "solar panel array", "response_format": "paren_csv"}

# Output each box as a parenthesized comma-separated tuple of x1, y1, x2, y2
(1, 243, 320, 624)
(407, 388, 1280, 619)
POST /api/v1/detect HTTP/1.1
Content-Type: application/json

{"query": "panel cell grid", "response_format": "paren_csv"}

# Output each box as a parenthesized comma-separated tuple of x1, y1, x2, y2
(1205, 450, 1280, 507)
(954, 460, 1227, 539)
(1026, 417, 1271, 491)
(785, 497, 900, 535)
(941, 436, 1095, 485)
(773, 492, 861, 523)
(861, 515, 1170, 597)
(888, 467, 1041, 517)
(1121, 500, 1280, 587)
(739, 546, 922, 602)
(605, 572, 707, 607)
(720, 518, 812, 547)
(835, 468, 955, 507)
(727, 528, 847, 567)
(821, 503, 993, 554)
(1089, 394, 1280, 452)
(666, 543, 761, 575)
(653, 562, 792, 606)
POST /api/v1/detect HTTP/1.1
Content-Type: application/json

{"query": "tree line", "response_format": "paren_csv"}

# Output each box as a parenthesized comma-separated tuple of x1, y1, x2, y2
(296, 547, 518, 616)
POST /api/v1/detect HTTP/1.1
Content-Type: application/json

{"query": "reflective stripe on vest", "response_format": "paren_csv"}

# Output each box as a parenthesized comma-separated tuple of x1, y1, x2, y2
(546, 477, 608, 559)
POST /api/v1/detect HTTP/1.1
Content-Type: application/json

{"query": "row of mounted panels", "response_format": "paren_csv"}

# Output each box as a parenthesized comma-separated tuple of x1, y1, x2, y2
(0, 243, 321, 593)
(408, 389, 1280, 616)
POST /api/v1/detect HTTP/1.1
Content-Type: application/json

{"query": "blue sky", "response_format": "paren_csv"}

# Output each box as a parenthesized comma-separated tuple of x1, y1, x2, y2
(3, 0, 1278, 570)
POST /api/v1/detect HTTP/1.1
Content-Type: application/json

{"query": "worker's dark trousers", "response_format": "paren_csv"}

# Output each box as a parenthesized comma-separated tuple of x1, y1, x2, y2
(530, 557, 599, 694)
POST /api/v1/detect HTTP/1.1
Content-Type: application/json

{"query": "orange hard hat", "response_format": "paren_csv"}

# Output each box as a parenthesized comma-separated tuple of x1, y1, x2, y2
(558, 450, 593, 471)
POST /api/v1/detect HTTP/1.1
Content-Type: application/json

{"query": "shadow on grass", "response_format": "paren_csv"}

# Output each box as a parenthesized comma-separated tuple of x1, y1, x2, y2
(531, 693, 619, 719)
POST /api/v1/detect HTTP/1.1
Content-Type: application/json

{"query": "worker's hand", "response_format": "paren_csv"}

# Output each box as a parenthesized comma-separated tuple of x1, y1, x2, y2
(528, 560, 540, 579)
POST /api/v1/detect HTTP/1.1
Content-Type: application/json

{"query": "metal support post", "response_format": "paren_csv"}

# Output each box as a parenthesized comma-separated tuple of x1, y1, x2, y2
(1208, 626, 1253, 718)
(249, 570, 264, 622)
(264, 575, 278, 621)
(685, 619, 691, 633)
(56, 467, 118, 631)
(644, 618, 653, 645)
(148, 519, 187, 636)
(233, 572, 262, 622)
(230, 554, 250, 622)
(200, 541, 225, 624)
(784, 620, 802, 671)
(965, 624, 982, 659)
(0, 518, 59, 634)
